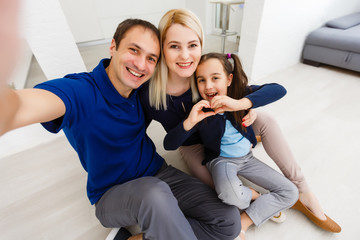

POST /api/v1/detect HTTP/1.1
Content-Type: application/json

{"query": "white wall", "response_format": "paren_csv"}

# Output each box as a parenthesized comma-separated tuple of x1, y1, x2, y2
(8, 39, 32, 90)
(59, 0, 189, 43)
(58, 0, 217, 43)
(239, 0, 360, 81)
(186, 0, 213, 35)
(228, 3, 245, 42)
(24, 0, 86, 80)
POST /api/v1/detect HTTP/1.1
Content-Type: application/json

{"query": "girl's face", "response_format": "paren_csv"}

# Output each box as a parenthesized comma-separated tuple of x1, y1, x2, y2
(196, 58, 233, 101)
(163, 23, 202, 79)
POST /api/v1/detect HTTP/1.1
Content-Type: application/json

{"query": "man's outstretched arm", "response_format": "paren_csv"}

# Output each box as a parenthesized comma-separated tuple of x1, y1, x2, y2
(0, 87, 66, 136)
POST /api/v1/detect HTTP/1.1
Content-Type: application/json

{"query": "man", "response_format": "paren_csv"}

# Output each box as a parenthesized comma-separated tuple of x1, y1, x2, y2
(0, 19, 240, 240)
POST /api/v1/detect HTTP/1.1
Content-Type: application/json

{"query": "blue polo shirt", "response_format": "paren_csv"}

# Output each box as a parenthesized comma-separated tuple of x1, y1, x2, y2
(35, 59, 164, 204)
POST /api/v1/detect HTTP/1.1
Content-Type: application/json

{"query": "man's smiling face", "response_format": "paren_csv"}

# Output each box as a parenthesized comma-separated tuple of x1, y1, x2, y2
(108, 25, 160, 98)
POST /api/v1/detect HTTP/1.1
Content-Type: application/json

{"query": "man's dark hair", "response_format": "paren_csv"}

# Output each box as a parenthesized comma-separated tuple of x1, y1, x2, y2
(113, 19, 160, 50)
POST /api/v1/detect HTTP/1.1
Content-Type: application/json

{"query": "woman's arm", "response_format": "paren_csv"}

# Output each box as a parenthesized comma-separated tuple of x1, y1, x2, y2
(246, 83, 287, 108)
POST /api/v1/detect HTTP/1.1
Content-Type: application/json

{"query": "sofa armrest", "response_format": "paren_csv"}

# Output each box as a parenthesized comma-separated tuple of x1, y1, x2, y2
(326, 12, 360, 29)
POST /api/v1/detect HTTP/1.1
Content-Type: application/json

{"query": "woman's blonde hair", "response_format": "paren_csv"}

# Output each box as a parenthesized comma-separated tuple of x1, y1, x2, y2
(149, 9, 204, 110)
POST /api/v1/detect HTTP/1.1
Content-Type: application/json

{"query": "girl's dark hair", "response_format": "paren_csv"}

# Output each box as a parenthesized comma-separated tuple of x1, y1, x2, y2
(196, 52, 249, 130)
(113, 19, 160, 50)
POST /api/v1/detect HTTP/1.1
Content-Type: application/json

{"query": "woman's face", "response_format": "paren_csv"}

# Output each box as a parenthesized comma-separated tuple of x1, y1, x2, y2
(163, 23, 202, 79)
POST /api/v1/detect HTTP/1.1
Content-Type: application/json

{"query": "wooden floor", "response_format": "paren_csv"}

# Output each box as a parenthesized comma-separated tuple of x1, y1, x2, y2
(0, 38, 359, 239)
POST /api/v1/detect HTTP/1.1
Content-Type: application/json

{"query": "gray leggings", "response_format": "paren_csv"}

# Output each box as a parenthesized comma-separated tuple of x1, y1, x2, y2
(95, 165, 240, 240)
(179, 111, 310, 193)
(207, 151, 298, 226)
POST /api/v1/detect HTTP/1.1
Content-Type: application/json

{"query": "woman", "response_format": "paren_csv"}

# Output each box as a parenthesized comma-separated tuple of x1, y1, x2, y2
(139, 8, 340, 233)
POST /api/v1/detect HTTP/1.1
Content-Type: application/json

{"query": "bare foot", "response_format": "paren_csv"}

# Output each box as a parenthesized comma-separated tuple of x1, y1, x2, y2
(299, 191, 326, 220)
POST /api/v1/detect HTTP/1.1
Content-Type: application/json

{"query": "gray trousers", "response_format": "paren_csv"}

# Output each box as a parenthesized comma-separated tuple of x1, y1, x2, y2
(95, 165, 240, 240)
(207, 152, 298, 226)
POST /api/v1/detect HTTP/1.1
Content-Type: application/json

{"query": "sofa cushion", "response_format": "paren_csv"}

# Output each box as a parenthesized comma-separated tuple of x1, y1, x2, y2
(305, 25, 360, 53)
(326, 12, 360, 29)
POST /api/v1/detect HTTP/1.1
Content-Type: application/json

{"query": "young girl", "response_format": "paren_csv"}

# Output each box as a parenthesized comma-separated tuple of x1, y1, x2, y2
(164, 52, 299, 239)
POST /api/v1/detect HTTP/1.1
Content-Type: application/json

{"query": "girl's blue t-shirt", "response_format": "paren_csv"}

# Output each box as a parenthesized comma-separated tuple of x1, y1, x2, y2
(220, 119, 251, 158)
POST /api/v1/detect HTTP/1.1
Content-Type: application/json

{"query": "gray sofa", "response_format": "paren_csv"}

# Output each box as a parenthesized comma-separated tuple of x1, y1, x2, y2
(302, 12, 360, 72)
